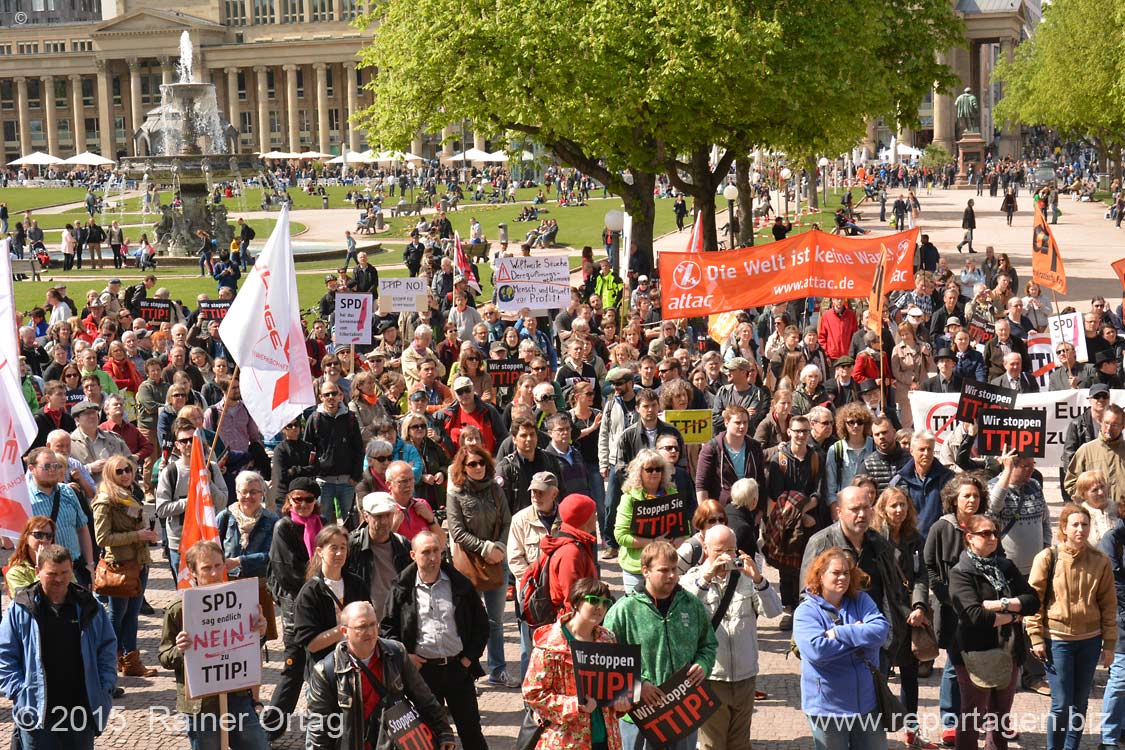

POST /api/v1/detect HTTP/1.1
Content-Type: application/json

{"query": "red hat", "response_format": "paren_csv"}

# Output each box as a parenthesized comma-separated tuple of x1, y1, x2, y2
(558, 494, 597, 528)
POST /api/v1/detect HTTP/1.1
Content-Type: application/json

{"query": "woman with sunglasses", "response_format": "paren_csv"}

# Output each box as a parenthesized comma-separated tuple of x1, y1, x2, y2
(61, 362, 85, 411)
(949, 513, 1039, 750)
(4, 516, 59, 597)
(265, 476, 326, 737)
(826, 403, 875, 501)
(448, 341, 495, 404)
(523, 578, 630, 750)
(402, 413, 450, 514)
(356, 439, 394, 499)
(93, 454, 161, 678)
(315, 355, 351, 402)
(615, 449, 680, 590)
(348, 371, 388, 444)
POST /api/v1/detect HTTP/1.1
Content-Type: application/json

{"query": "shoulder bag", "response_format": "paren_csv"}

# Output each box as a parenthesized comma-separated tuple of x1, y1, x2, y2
(93, 557, 142, 598)
(861, 655, 908, 732)
(451, 489, 507, 591)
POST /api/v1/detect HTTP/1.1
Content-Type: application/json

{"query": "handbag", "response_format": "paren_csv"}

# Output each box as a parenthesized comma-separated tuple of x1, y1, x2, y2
(862, 655, 908, 733)
(911, 622, 940, 662)
(515, 705, 546, 750)
(93, 558, 142, 598)
(451, 491, 506, 592)
(961, 648, 1013, 689)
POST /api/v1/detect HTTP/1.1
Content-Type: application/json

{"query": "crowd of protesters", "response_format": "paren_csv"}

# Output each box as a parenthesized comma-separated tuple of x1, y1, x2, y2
(3, 164, 1125, 750)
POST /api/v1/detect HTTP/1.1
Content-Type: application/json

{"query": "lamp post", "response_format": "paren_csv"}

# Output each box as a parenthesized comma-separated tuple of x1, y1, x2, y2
(749, 171, 761, 246)
(722, 183, 739, 250)
(780, 167, 792, 221)
(604, 208, 624, 272)
(818, 157, 829, 207)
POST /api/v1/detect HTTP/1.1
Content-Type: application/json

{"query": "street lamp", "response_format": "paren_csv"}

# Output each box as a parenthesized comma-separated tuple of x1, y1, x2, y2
(722, 183, 739, 250)
(604, 208, 624, 270)
(780, 167, 792, 220)
(818, 157, 830, 206)
(749, 171, 761, 245)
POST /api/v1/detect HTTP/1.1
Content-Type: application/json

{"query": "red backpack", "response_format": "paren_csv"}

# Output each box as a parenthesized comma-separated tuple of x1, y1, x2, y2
(518, 532, 577, 627)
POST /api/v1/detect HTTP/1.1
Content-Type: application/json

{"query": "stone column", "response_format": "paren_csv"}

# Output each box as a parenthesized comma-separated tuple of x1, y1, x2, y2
(159, 56, 173, 86)
(254, 66, 269, 154)
(473, 130, 486, 153)
(42, 76, 59, 156)
(345, 63, 360, 153)
(861, 119, 877, 159)
(896, 124, 913, 160)
(997, 38, 1020, 159)
(411, 136, 423, 157)
(226, 67, 241, 150)
(69, 74, 86, 153)
(95, 60, 114, 157)
(14, 77, 31, 156)
(284, 64, 299, 152)
(314, 62, 329, 154)
(440, 126, 454, 158)
(127, 58, 143, 155)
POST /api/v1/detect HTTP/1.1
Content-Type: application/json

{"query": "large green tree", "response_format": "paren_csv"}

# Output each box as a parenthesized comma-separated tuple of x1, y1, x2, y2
(993, 0, 1125, 177)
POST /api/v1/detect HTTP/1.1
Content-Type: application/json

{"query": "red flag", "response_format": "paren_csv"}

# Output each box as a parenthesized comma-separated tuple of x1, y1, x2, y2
(1032, 203, 1067, 294)
(867, 244, 889, 334)
(177, 435, 223, 589)
(453, 231, 482, 294)
(685, 211, 704, 253)
(1113, 259, 1125, 293)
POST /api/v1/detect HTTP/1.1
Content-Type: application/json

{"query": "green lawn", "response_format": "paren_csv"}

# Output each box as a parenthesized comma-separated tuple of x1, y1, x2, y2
(0, 187, 89, 213)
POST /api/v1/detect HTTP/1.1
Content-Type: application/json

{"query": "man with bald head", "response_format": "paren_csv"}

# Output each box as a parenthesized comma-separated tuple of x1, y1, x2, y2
(682, 524, 782, 750)
(990, 351, 1039, 393)
(381, 531, 489, 750)
(306, 600, 455, 750)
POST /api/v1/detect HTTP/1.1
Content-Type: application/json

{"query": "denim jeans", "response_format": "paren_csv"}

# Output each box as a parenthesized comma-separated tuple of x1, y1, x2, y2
(481, 584, 508, 680)
(316, 481, 355, 525)
(808, 715, 889, 750)
(603, 466, 620, 548)
(940, 658, 961, 729)
(1101, 651, 1125, 745)
(619, 719, 697, 750)
(585, 463, 606, 531)
(1045, 636, 1102, 750)
(187, 693, 269, 750)
(19, 725, 95, 750)
(621, 570, 642, 591)
(108, 564, 149, 652)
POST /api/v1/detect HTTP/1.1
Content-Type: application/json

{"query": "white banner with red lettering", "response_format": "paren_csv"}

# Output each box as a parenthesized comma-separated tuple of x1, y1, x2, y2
(0, 239, 36, 538)
(219, 206, 315, 437)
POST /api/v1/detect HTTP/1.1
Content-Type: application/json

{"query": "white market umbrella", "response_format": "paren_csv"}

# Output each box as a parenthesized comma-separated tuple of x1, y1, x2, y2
(298, 150, 332, 160)
(899, 145, 923, 158)
(63, 151, 116, 167)
(7, 151, 64, 166)
(484, 150, 509, 162)
(261, 150, 299, 160)
(376, 150, 424, 163)
(445, 147, 493, 163)
(327, 150, 372, 164)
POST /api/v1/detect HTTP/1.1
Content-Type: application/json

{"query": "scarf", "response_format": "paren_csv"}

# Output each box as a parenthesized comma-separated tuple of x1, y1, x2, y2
(230, 502, 263, 550)
(967, 550, 1010, 596)
(290, 510, 324, 560)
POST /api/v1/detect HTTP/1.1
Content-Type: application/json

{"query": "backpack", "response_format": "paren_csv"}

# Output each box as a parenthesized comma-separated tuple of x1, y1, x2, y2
(245, 225, 256, 240)
(518, 531, 578, 627)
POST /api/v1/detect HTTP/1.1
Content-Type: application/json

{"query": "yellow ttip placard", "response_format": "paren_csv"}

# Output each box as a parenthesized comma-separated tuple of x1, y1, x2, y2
(663, 409, 713, 444)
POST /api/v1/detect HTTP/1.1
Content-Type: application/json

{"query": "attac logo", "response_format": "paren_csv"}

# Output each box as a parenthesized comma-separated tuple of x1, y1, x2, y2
(673, 260, 702, 291)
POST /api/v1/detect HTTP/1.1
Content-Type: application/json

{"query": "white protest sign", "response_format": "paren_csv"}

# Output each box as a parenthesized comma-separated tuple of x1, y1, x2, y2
(378, 278, 429, 314)
(494, 255, 571, 312)
(334, 293, 374, 346)
(183, 578, 262, 699)
(1048, 312, 1087, 362)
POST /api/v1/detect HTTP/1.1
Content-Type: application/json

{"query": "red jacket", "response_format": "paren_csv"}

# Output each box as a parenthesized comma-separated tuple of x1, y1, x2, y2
(818, 306, 859, 360)
(102, 358, 143, 393)
(539, 525, 597, 612)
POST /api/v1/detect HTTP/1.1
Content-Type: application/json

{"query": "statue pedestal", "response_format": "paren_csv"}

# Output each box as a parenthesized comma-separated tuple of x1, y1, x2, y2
(955, 132, 986, 188)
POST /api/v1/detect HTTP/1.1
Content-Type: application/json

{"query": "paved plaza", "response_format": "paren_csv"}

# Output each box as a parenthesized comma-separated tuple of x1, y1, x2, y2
(2, 184, 1124, 748)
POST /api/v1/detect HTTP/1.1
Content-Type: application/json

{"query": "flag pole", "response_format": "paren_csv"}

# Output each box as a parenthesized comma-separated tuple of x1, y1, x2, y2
(207, 365, 240, 467)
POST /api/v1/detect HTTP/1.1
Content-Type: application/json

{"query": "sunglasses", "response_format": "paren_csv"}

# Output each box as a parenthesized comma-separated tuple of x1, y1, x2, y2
(322, 392, 341, 398)
(30, 531, 55, 542)
(171, 393, 186, 398)
(115, 466, 134, 476)
(465, 357, 480, 362)
(409, 423, 427, 430)
(324, 362, 340, 368)
(970, 530, 999, 539)
(175, 436, 194, 445)
(582, 595, 614, 608)
(701, 516, 725, 526)
(456, 388, 473, 396)
(642, 466, 663, 474)
(465, 460, 485, 469)
(289, 495, 317, 504)
(371, 455, 391, 462)
(846, 419, 864, 426)
(658, 444, 679, 452)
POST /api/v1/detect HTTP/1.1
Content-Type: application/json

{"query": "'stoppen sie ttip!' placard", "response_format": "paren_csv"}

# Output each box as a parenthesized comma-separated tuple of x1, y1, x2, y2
(658, 228, 919, 320)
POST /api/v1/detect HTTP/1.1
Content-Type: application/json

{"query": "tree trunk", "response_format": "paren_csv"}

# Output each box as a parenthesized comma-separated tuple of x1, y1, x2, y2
(620, 173, 657, 276)
(735, 159, 755, 247)
(663, 146, 737, 251)
(806, 156, 819, 210)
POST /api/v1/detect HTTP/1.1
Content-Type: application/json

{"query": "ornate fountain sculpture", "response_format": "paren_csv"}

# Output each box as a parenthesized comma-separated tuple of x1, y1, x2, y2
(120, 32, 259, 256)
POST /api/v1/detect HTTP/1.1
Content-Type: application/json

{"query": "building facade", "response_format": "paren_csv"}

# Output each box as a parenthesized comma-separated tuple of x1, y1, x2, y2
(0, 0, 377, 163)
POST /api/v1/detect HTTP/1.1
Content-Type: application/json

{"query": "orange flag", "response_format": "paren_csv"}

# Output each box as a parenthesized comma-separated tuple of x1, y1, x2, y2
(1113, 259, 1125, 292)
(1032, 203, 1067, 294)
(177, 435, 224, 589)
(867, 244, 889, 334)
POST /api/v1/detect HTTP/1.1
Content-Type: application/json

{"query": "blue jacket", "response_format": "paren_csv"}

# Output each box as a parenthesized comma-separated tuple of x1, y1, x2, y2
(793, 590, 889, 718)
(1099, 519, 1125, 654)
(216, 507, 280, 577)
(889, 458, 954, 535)
(953, 349, 987, 383)
(0, 583, 117, 732)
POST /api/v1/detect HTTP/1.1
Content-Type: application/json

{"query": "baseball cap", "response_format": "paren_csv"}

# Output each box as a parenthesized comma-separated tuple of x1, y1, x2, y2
(324, 273, 336, 282)
(408, 388, 429, 401)
(529, 472, 558, 492)
(108, 277, 121, 286)
(1090, 383, 1111, 398)
(638, 275, 649, 283)
(453, 376, 474, 393)
(724, 357, 751, 372)
(906, 306, 924, 318)
(362, 492, 398, 516)
(1096, 350, 1118, 366)
(945, 317, 962, 328)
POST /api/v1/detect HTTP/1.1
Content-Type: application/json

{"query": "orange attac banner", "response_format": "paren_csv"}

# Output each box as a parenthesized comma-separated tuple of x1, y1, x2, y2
(659, 228, 918, 320)
(1032, 204, 1067, 294)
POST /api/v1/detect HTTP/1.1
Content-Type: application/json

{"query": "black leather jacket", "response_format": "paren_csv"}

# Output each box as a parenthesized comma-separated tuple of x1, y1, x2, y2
(306, 639, 454, 750)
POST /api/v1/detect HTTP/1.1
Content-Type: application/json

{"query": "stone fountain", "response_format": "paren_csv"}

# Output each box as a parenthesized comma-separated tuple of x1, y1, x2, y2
(121, 32, 259, 256)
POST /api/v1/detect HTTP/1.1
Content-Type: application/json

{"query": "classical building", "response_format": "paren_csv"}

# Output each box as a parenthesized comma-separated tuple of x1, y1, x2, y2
(865, 0, 1041, 160)
(0, 0, 379, 163)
